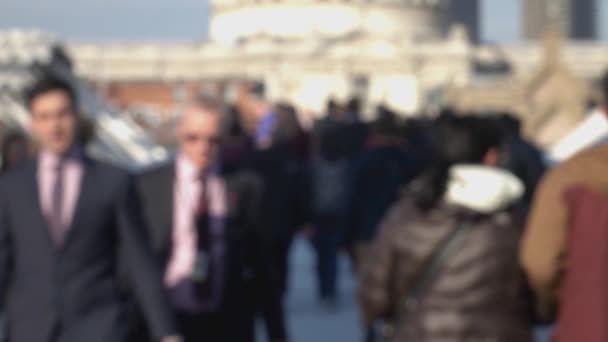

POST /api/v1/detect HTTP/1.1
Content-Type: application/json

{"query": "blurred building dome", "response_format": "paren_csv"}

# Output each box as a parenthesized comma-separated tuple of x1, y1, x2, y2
(210, 0, 451, 44)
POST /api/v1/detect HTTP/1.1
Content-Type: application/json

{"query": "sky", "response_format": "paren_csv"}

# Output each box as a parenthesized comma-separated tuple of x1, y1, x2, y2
(0, 0, 607, 43)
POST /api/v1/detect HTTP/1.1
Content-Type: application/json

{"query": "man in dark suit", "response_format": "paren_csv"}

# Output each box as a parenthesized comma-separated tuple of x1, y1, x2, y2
(136, 97, 287, 342)
(0, 77, 180, 342)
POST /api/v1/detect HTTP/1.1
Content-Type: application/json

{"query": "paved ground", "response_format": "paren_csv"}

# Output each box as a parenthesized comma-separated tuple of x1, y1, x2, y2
(0, 238, 552, 342)
(273, 239, 552, 342)
(283, 239, 361, 342)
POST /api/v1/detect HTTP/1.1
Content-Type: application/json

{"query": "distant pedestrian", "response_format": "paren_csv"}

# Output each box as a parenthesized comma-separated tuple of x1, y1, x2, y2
(310, 98, 367, 307)
(345, 110, 421, 269)
(250, 102, 310, 297)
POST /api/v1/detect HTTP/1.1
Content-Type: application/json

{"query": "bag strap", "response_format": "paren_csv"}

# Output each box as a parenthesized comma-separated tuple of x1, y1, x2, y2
(395, 220, 475, 318)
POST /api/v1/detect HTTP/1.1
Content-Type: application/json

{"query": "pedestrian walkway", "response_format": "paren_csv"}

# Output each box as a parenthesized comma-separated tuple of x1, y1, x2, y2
(286, 239, 360, 342)
(275, 238, 552, 342)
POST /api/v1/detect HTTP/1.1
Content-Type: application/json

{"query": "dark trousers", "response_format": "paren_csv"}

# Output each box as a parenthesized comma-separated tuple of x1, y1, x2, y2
(128, 305, 242, 342)
(269, 236, 293, 297)
(313, 214, 343, 300)
(177, 311, 225, 342)
(48, 324, 129, 342)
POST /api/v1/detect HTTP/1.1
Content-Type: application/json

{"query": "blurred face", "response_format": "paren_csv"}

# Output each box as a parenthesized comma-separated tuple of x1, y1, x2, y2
(483, 147, 499, 167)
(252, 97, 271, 121)
(331, 103, 348, 121)
(29, 90, 78, 156)
(178, 107, 222, 170)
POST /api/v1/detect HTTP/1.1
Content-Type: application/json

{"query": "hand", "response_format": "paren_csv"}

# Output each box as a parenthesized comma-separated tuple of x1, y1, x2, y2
(161, 335, 183, 342)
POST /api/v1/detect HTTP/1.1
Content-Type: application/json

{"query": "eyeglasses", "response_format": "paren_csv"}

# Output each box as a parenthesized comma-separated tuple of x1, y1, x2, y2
(182, 133, 221, 145)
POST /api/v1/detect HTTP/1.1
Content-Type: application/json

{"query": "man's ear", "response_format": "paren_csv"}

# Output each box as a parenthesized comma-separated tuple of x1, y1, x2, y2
(483, 147, 499, 167)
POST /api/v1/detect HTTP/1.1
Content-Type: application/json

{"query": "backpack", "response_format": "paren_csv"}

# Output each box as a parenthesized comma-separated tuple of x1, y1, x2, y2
(554, 186, 608, 342)
(312, 158, 349, 215)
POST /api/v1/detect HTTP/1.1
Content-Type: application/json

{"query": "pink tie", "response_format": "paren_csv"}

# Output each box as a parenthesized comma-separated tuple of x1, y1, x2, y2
(49, 160, 65, 246)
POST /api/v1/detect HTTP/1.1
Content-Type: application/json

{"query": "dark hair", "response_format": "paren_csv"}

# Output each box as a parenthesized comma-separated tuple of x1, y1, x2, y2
(411, 115, 501, 211)
(372, 108, 401, 137)
(224, 105, 246, 137)
(499, 113, 521, 135)
(24, 76, 77, 111)
(250, 81, 266, 99)
(601, 69, 608, 101)
(484, 112, 521, 137)
(326, 98, 338, 114)
(273, 103, 303, 143)
(1, 130, 28, 172)
(347, 97, 361, 114)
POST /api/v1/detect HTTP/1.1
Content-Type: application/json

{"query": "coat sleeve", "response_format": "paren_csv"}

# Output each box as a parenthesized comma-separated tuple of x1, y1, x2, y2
(0, 182, 12, 310)
(359, 204, 401, 324)
(114, 175, 178, 340)
(520, 167, 570, 319)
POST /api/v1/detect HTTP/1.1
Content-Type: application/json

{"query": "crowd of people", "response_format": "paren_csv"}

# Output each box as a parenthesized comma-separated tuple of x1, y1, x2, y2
(0, 70, 607, 342)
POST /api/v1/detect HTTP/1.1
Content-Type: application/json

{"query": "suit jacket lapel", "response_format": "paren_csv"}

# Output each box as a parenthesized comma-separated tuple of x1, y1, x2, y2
(62, 158, 95, 248)
(124, 162, 176, 263)
(158, 163, 176, 259)
(24, 160, 56, 249)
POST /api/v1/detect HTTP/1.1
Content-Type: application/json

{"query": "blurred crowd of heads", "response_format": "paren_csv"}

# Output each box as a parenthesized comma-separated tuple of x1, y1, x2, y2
(4, 74, 532, 162)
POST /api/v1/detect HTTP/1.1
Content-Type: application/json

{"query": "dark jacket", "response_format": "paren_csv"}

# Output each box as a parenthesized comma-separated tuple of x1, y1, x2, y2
(312, 117, 368, 160)
(360, 166, 532, 342)
(0, 157, 176, 342)
(248, 143, 310, 243)
(347, 145, 422, 242)
(498, 135, 546, 206)
(135, 162, 286, 341)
